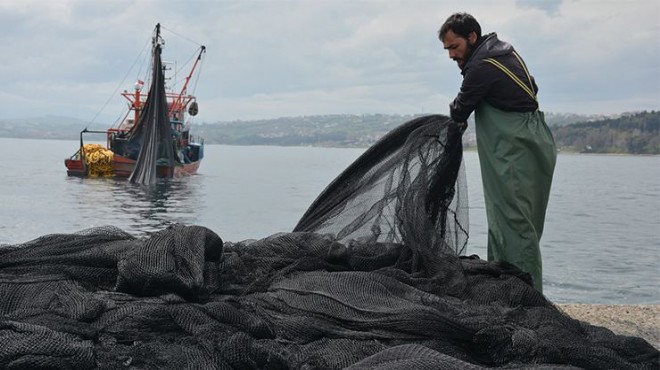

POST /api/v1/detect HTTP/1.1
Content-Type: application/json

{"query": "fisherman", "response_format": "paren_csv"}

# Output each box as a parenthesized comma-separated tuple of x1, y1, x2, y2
(438, 13, 557, 293)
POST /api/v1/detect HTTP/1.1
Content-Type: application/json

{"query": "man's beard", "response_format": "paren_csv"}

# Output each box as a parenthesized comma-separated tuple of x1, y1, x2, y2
(456, 41, 475, 69)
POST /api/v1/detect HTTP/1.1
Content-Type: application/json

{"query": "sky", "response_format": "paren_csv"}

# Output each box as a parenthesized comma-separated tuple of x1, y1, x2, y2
(0, 0, 658, 125)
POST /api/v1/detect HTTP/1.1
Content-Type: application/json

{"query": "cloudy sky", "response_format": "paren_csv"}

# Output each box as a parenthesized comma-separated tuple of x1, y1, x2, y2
(0, 0, 658, 125)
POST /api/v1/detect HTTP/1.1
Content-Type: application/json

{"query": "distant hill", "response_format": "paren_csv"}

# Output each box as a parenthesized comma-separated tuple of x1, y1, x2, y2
(543, 111, 640, 127)
(196, 111, 659, 153)
(0, 116, 106, 140)
(196, 113, 425, 148)
(1, 111, 658, 154)
(550, 111, 659, 154)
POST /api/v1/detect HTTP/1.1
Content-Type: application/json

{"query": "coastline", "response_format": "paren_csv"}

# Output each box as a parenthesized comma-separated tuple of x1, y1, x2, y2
(557, 304, 659, 349)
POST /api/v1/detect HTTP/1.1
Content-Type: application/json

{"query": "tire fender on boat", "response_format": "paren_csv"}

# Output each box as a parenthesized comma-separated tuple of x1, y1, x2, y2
(188, 101, 199, 116)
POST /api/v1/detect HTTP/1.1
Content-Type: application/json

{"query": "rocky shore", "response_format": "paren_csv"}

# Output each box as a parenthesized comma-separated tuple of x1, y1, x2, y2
(557, 304, 659, 349)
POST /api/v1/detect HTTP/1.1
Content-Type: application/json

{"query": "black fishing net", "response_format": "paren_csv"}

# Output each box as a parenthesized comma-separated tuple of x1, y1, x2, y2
(1, 116, 658, 369)
(127, 42, 176, 185)
(294, 114, 468, 260)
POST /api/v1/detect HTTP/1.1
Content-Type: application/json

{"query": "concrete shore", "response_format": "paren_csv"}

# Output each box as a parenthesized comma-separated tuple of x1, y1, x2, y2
(557, 304, 659, 349)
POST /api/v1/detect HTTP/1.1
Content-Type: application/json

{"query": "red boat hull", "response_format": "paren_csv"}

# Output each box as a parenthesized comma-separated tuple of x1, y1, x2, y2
(64, 156, 201, 179)
(64, 158, 86, 177)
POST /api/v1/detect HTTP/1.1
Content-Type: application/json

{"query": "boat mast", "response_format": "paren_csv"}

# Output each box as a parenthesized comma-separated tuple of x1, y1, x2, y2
(119, 24, 162, 129)
(133, 80, 143, 124)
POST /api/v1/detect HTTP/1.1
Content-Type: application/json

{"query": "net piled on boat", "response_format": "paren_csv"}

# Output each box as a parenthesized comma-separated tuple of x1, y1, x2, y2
(82, 144, 114, 177)
(0, 116, 657, 369)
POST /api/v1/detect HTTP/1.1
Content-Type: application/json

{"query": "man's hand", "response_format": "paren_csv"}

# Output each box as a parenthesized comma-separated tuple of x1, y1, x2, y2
(457, 121, 468, 130)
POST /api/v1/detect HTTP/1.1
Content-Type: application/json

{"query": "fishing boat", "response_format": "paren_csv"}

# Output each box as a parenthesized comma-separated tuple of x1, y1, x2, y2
(65, 24, 206, 184)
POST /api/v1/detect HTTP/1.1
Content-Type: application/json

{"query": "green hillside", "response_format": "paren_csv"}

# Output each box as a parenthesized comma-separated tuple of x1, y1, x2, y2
(196, 111, 659, 154)
(550, 111, 659, 154)
(196, 114, 424, 148)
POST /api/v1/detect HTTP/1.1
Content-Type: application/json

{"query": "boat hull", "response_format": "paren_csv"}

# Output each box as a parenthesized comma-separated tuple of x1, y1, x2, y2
(64, 159, 86, 177)
(64, 156, 201, 179)
(113, 155, 201, 178)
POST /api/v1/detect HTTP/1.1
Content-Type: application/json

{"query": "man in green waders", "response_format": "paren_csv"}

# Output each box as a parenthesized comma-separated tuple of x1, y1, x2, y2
(439, 13, 556, 293)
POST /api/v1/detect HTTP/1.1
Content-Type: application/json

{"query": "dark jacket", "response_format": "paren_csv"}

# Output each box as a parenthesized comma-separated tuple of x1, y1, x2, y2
(449, 33, 539, 123)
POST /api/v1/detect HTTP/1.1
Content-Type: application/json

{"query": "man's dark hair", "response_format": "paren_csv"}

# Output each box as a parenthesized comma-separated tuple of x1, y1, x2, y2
(438, 13, 481, 41)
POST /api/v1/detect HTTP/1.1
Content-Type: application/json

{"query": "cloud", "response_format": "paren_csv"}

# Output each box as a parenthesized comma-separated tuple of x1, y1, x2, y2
(0, 0, 658, 124)
(515, 0, 563, 16)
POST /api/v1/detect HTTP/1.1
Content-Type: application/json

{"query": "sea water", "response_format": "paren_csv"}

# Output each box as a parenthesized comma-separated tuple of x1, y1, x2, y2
(0, 138, 658, 304)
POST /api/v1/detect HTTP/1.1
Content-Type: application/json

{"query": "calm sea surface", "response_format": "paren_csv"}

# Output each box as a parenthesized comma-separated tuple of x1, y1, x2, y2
(1, 137, 658, 304)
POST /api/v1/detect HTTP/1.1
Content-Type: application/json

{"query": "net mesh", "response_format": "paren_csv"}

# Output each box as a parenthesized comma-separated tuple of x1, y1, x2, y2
(295, 115, 468, 257)
(127, 43, 176, 185)
(0, 116, 657, 369)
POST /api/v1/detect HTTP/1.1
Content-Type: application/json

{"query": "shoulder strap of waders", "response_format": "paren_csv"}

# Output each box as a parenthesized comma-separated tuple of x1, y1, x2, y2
(483, 51, 537, 101)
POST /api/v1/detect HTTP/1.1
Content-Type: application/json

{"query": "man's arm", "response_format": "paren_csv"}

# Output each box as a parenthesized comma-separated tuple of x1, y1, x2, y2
(449, 62, 493, 122)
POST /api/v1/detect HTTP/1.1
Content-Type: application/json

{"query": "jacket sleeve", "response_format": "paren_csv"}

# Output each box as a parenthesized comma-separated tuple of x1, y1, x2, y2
(449, 61, 494, 122)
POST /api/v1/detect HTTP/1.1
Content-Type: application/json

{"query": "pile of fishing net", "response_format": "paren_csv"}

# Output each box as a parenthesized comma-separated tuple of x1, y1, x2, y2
(1, 116, 657, 369)
(82, 144, 114, 177)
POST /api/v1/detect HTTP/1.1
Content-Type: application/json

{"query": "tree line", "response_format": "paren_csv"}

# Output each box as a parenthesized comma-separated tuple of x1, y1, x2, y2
(549, 111, 658, 154)
(198, 111, 659, 154)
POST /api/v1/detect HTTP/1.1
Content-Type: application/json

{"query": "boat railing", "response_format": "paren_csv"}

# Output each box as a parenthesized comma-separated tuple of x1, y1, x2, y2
(188, 135, 204, 145)
(69, 149, 82, 160)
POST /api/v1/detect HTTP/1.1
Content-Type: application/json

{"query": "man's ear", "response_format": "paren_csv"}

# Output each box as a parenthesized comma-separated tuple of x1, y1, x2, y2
(468, 31, 478, 45)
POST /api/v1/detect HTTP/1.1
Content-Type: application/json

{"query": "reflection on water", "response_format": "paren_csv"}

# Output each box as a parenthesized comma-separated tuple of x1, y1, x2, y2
(66, 175, 205, 238)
